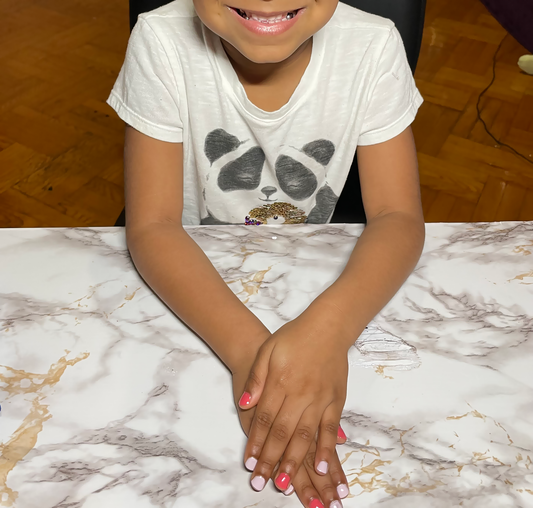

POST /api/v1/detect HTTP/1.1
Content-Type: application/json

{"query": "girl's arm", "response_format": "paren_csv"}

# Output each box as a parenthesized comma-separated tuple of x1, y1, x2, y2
(308, 125, 425, 343)
(123, 125, 270, 373)
(240, 126, 425, 490)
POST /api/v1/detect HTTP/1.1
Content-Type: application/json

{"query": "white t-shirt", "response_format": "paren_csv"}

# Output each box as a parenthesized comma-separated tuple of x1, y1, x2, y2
(107, 0, 423, 225)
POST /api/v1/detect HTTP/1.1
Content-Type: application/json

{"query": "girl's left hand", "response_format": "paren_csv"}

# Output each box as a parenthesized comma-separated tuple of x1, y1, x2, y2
(238, 312, 350, 493)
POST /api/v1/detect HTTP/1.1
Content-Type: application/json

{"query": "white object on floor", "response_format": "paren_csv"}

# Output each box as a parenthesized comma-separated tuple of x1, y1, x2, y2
(518, 55, 533, 75)
(349, 322, 421, 370)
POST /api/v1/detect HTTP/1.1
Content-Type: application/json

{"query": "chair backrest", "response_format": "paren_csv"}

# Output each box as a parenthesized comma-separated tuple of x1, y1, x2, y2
(125, 0, 426, 224)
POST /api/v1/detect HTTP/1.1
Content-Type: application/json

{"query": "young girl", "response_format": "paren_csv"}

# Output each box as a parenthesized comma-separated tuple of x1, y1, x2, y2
(107, 0, 425, 505)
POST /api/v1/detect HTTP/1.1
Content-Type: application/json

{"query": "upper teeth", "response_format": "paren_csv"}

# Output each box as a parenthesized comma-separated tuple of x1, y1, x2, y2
(238, 9, 297, 21)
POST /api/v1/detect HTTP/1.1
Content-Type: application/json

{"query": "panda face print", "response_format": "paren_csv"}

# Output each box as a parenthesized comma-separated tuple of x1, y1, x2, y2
(202, 128, 338, 225)
(218, 146, 265, 192)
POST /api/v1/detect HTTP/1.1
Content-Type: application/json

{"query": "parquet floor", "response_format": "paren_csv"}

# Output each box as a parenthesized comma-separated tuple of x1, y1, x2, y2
(0, 0, 532, 227)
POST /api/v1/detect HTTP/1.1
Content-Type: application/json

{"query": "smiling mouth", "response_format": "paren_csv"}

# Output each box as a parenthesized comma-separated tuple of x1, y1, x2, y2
(230, 7, 302, 22)
(259, 198, 278, 202)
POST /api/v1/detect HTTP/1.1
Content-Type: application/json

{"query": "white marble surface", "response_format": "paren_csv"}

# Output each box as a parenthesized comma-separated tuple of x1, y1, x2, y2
(1, 222, 533, 508)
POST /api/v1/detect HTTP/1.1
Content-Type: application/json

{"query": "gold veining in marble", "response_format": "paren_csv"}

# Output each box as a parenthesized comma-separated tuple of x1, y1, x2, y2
(125, 287, 141, 301)
(509, 270, 533, 284)
(237, 246, 257, 265)
(0, 351, 89, 507)
(374, 365, 394, 379)
(513, 241, 533, 255)
(226, 266, 273, 304)
(338, 404, 529, 500)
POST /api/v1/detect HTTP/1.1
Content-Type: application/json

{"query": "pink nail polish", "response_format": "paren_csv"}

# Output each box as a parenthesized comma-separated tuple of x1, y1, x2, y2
(330, 501, 343, 508)
(275, 472, 291, 490)
(337, 426, 347, 440)
(251, 475, 266, 491)
(245, 456, 257, 471)
(337, 484, 349, 498)
(309, 499, 325, 508)
(317, 460, 328, 474)
(239, 392, 252, 407)
(283, 484, 295, 496)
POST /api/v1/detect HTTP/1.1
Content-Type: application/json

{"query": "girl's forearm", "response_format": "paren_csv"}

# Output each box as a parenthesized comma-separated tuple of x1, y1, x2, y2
(306, 211, 425, 349)
(127, 223, 270, 372)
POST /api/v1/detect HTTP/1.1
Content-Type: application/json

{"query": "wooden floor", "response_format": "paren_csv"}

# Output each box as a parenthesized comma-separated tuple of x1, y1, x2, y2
(1, 0, 532, 227)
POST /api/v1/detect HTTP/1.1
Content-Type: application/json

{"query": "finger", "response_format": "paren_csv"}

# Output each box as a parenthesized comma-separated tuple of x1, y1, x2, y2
(253, 398, 309, 492)
(245, 383, 286, 482)
(336, 425, 347, 445)
(239, 407, 256, 437)
(238, 345, 272, 410)
(315, 405, 343, 476)
(328, 448, 350, 500)
(302, 442, 345, 508)
(274, 405, 322, 491)
(292, 462, 326, 508)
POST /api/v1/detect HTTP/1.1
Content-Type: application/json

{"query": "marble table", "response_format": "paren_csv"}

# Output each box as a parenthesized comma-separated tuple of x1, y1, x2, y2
(1, 223, 533, 508)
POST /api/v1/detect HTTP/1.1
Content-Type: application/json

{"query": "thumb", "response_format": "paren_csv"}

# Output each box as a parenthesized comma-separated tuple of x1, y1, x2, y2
(238, 347, 270, 410)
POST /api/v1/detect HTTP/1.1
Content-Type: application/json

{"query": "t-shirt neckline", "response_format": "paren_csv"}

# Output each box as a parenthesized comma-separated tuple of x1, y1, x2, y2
(204, 23, 326, 122)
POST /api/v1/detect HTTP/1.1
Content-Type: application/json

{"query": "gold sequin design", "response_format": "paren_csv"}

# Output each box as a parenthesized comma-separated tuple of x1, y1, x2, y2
(245, 202, 307, 225)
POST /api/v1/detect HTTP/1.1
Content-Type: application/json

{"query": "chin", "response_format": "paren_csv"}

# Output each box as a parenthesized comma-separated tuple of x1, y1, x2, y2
(239, 47, 299, 64)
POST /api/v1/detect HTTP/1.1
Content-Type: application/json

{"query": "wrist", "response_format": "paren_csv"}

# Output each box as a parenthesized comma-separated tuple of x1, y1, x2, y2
(226, 326, 271, 375)
(300, 298, 362, 353)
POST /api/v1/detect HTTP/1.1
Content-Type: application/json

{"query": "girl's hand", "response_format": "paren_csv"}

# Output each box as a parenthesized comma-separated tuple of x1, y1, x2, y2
(233, 368, 350, 508)
(237, 312, 350, 493)
(289, 438, 350, 508)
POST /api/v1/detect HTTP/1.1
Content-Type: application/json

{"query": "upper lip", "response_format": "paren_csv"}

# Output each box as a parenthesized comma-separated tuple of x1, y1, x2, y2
(230, 6, 302, 16)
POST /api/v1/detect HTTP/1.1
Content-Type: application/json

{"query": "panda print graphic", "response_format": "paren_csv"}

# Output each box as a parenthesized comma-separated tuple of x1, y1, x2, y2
(201, 128, 339, 225)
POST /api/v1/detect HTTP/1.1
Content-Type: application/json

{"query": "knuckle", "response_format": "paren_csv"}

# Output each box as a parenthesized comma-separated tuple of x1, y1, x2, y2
(272, 424, 289, 441)
(296, 425, 313, 443)
(255, 411, 273, 430)
(258, 458, 275, 472)
(304, 450, 316, 470)
(298, 481, 314, 498)
(283, 458, 298, 473)
(321, 482, 336, 493)
(323, 421, 338, 436)
(328, 461, 341, 479)
(320, 483, 337, 502)
(247, 369, 262, 389)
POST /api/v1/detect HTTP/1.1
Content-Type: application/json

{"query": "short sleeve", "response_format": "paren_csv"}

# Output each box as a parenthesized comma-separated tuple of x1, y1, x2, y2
(357, 27, 423, 146)
(106, 18, 184, 143)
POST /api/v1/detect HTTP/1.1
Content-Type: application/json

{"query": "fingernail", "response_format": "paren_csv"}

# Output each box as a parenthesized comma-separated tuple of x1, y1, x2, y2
(337, 426, 347, 440)
(283, 484, 295, 496)
(251, 475, 266, 491)
(337, 484, 349, 498)
(275, 472, 291, 490)
(316, 460, 328, 474)
(310, 499, 325, 508)
(239, 392, 252, 407)
(245, 457, 257, 471)
(330, 501, 343, 508)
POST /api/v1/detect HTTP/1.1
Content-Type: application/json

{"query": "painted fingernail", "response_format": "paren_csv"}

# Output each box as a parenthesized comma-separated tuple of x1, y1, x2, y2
(239, 392, 252, 407)
(337, 426, 347, 440)
(316, 460, 328, 474)
(330, 501, 343, 508)
(251, 475, 266, 491)
(309, 499, 325, 508)
(275, 472, 291, 490)
(283, 484, 295, 496)
(245, 456, 257, 471)
(337, 484, 349, 498)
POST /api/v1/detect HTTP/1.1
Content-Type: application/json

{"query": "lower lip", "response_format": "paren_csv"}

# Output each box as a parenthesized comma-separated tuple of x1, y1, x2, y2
(227, 6, 304, 36)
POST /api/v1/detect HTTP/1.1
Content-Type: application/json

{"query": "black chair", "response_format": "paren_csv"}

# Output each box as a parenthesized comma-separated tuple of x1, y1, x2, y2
(115, 0, 426, 226)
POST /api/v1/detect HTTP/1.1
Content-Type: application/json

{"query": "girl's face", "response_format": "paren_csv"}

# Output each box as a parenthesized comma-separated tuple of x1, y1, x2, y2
(193, 0, 338, 65)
